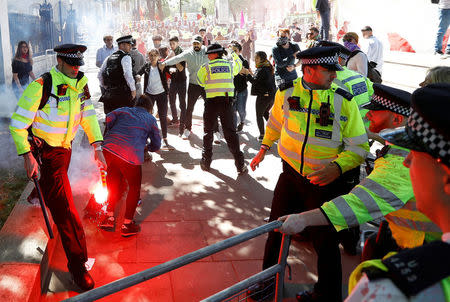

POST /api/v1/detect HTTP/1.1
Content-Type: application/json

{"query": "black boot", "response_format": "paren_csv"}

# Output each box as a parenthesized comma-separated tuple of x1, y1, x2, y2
(68, 262, 95, 291)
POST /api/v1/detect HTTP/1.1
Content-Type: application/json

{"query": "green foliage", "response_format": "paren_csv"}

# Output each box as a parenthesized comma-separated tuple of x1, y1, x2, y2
(0, 169, 28, 230)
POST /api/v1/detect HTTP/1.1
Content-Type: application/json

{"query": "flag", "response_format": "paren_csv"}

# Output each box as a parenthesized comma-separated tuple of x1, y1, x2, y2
(240, 10, 244, 28)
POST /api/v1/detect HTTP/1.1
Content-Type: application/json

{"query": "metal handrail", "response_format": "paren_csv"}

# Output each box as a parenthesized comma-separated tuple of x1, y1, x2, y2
(63, 220, 290, 302)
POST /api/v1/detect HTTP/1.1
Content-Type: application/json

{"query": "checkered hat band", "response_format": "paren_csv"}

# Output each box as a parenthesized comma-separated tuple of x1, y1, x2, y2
(372, 94, 410, 116)
(57, 52, 84, 59)
(408, 111, 450, 166)
(300, 54, 339, 65)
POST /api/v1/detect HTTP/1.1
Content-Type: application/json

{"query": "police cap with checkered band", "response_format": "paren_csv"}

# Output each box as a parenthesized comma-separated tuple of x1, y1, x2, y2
(361, 83, 412, 116)
(117, 35, 133, 44)
(54, 44, 87, 66)
(316, 40, 352, 61)
(296, 46, 343, 71)
(380, 83, 450, 167)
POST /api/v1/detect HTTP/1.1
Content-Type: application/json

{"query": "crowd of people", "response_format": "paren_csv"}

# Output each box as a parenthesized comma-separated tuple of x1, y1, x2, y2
(7, 8, 450, 302)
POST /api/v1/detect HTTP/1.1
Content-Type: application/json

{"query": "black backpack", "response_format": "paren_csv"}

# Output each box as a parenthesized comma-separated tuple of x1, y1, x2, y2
(347, 50, 382, 83)
(38, 72, 57, 110)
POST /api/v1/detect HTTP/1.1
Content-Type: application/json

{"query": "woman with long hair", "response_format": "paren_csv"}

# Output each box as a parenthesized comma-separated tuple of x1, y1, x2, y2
(12, 41, 35, 99)
(246, 51, 277, 141)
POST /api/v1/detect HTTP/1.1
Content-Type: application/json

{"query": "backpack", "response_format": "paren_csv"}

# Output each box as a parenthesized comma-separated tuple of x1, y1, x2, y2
(38, 72, 57, 110)
(347, 50, 382, 83)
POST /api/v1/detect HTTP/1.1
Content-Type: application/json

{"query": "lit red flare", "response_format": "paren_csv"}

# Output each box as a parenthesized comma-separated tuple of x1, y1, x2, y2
(92, 170, 108, 204)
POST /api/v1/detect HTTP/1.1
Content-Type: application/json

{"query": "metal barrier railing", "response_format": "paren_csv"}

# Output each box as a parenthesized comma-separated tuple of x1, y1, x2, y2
(62, 220, 291, 302)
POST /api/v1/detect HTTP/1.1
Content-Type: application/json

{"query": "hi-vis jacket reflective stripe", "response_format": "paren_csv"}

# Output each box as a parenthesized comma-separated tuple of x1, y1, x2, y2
(321, 145, 442, 248)
(10, 67, 103, 155)
(334, 66, 374, 126)
(197, 52, 242, 98)
(262, 77, 369, 176)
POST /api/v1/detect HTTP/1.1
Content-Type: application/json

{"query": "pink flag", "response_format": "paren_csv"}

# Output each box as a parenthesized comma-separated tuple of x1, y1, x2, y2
(240, 11, 245, 28)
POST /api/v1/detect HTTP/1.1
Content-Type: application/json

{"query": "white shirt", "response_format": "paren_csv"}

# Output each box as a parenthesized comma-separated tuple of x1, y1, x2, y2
(347, 52, 368, 77)
(97, 50, 136, 92)
(364, 36, 383, 74)
(145, 65, 165, 95)
(439, 0, 450, 9)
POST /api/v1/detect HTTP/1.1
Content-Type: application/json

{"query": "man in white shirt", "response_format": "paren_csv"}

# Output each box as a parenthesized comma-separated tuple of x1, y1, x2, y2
(98, 35, 136, 114)
(361, 26, 383, 75)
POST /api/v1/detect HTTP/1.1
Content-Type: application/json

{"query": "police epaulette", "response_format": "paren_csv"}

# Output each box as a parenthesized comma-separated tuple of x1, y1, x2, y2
(279, 81, 294, 91)
(335, 87, 354, 101)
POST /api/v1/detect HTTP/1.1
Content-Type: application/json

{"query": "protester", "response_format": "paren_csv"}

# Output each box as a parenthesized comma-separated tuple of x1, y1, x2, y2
(272, 28, 300, 87)
(96, 35, 116, 68)
(434, 0, 450, 55)
(160, 35, 209, 140)
(315, 0, 331, 41)
(167, 36, 187, 134)
(306, 27, 320, 49)
(137, 49, 173, 150)
(130, 38, 146, 99)
(199, 28, 210, 46)
(343, 32, 369, 77)
(230, 42, 250, 132)
(11, 41, 35, 99)
(100, 95, 161, 237)
(152, 35, 163, 49)
(361, 26, 383, 75)
(241, 33, 253, 62)
(246, 51, 276, 141)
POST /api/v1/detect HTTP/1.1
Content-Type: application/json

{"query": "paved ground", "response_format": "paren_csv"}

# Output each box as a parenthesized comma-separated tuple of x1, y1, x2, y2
(40, 44, 364, 301)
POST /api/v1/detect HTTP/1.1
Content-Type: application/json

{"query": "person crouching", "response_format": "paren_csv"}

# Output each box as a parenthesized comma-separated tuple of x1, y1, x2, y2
(99, 95, 161, 236)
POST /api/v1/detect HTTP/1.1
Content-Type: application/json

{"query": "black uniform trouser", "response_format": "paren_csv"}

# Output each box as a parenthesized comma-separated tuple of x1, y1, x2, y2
(169, 81, 187, 135)
(101, 87, 134, 115)
(202, 97, 244, 169)
(262, 161, 359, 301)
(185, 83, 206, 131)
(39, 143, 87, 269)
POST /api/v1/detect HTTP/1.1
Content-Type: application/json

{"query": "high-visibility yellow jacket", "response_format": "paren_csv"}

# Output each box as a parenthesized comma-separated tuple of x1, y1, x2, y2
(321, 145, 442, 248)
(334, 66, 374, 127)
(263, 77, 369, 176)
(10, 67, 103, 155)
(197, 52, 242, 98)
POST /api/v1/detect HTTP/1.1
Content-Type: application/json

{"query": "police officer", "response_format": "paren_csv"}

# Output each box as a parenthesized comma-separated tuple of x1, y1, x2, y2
(316, 40, 374, 126)
(98, 35, 136, 114)
(250, 46, 369, 301)
(196, 43, 247, 175)
(346, 83, 450, 302)
(278, 84, 441, 262)
(9, 44, 106, 290)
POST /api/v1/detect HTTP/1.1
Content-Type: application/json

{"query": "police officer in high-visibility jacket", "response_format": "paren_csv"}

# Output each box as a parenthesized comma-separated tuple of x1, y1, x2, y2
(250, 46, 369, 301)
(316, 40, 374, 127)
(277, 84, 442, 260)
(9, 44, 106, 291)
(346, 83, 450, 302)
(197, 43, 247, 174)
